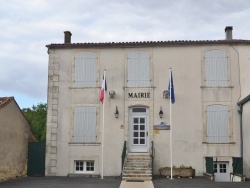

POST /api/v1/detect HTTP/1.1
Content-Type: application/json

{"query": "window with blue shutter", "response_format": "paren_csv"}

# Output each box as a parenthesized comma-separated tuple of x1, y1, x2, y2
(127, 51, 150, 87)
(75, 52, 97, 87)
(74, 106, 96, 142)
(205, 50, 228, 87)
(206, 105, 230, 143)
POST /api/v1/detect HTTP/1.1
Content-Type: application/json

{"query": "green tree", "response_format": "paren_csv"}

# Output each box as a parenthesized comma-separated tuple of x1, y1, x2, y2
(22, 103, 47, 141)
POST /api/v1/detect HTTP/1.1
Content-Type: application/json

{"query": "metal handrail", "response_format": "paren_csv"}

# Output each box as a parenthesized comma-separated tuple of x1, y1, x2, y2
(151, 141, 155, 179)
(121, 141, 127, 176)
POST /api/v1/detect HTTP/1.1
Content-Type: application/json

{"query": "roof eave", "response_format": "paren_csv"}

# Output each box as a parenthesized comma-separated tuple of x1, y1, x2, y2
(238, 94, 250, 106)
(46, 39, 250, 49)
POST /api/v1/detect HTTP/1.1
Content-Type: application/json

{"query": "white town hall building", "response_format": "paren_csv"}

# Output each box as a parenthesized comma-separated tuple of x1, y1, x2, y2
(45, 26, 250, 182)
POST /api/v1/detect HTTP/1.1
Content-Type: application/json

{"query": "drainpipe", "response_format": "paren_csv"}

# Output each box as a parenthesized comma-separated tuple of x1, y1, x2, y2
(237, 105, 243, 158)
(229, 39, 241, 157)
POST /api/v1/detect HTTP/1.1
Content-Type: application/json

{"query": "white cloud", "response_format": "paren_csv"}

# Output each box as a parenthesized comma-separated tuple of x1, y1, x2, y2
(0, 0, 250, 108)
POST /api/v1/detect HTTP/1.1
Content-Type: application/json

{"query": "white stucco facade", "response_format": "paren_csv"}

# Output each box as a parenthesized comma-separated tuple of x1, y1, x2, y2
(45, 28, 250, 179)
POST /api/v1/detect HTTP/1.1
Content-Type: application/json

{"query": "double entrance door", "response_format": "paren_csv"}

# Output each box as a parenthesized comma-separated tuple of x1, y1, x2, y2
(129, 107, 149, 153)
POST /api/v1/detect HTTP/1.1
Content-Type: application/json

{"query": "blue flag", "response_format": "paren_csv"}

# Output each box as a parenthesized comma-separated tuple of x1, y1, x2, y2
(168, 70, 175, 104)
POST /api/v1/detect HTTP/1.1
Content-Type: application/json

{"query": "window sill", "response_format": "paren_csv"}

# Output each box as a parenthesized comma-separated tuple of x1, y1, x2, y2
(202, 142, 235, 145)
(69, 142, 101, 146)
(68, 173, 99, 177)
(200, 86, 234, 88)
(69, 87, 99, 89)
(123, 86, 156, 89)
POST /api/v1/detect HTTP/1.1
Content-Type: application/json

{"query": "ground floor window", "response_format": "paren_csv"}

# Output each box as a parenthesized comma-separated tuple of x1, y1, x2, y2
(75, 161, 94, 173)
(214, 163, 227, 173)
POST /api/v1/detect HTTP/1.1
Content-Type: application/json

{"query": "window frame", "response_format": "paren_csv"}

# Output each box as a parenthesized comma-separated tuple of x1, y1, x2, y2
(73, 52, 98, 88)
(127, 50, 151, 87)
(73, 106, 97, 143)
(75, 160, 95, 173)
(203, 49, 230, 87)
(205, 104, 231, 143)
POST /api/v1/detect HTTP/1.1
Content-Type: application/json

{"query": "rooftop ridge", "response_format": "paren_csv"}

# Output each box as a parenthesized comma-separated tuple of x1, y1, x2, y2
(46, 39, 250, 48)
(0, 97, 14, 109)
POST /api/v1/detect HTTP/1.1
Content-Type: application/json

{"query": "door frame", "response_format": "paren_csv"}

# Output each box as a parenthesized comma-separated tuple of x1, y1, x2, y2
(128, 107, 149, 153)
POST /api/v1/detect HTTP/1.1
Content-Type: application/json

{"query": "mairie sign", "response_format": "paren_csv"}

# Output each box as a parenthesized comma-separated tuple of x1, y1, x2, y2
(128, 92, 150, 98)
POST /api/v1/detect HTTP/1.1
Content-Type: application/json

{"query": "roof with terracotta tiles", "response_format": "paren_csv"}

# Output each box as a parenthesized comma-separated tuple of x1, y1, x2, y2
(0, 97, 14, 109)
(46, 39, 250, 49)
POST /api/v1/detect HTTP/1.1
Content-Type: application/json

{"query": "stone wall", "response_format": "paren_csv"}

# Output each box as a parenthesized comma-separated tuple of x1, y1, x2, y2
(0, 163, 27, 181)
(0, 100, 29, 181)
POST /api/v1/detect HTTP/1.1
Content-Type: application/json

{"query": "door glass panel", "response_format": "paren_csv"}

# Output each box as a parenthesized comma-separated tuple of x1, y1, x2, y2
(134, 125, 138, 130)
(140, 139, 145, 144)
(134, 118, 138, 123)
(134, 139, 138, 144)
(214, 164, 217, 173)
(140, 125, 145, 130)
(140, 118, 145, 123)
(132, 108, 146, 113)
(134, 132, 138, 137)
(140, 132, 145, 137)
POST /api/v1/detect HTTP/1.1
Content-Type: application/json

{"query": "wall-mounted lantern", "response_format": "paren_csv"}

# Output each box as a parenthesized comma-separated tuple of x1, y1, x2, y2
(159, 106, 164, 118)
(114, 106, 119, 118)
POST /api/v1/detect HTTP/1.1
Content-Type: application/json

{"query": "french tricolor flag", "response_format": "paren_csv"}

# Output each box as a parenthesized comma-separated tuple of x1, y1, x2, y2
(100, 70, 107, 103)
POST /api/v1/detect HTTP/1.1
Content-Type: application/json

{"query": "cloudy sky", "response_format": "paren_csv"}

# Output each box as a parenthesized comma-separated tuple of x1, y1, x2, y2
(0, 0, 250, 109)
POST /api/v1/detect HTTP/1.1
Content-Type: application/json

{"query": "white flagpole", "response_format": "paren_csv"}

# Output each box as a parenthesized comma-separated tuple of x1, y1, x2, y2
(101, 69, 106, 179)
(169, 68, 173, 180)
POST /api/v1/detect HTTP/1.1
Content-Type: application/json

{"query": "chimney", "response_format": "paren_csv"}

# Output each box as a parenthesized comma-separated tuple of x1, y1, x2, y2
(225, 26, 233, 40)
(64, 31, 72, 44)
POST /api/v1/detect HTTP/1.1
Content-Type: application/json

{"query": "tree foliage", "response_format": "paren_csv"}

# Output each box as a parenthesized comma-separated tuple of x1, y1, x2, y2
(22, 103, 47, 141)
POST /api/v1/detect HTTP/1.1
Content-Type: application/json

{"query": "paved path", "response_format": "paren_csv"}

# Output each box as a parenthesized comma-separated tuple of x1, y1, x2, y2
(0, 176, 250, 188)
(153, 176, 250, 188)
(119, 180, 154, 188)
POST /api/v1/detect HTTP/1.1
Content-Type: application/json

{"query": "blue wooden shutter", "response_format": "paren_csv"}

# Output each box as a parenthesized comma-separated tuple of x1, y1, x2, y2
(75, 52, 96, 87)
(128, 51, 150, 87)
(206, 105, 230, 143)
(74, 106, 96, 142)
(205, 50, 228, 87)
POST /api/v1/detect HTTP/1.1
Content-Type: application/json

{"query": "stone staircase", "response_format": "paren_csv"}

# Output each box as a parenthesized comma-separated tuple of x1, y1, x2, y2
(122, 153, 152, 181)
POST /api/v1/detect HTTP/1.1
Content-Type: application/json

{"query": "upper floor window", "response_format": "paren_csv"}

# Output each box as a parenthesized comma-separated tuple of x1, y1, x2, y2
(206, 105, 230, 143)
(73, 106, 96, 142)
(127, 51, 150, 87)
(74, 52, 97, 87)
(204, 50, 228, 87)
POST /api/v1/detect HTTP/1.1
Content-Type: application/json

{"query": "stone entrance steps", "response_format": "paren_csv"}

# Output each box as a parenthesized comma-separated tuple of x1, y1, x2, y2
(122, 153, 152, 181)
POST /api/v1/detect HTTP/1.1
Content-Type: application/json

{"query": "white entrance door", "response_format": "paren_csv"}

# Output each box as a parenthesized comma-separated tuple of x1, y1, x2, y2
(214, 162, 230, 182)
(129, 107, 149, 153)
